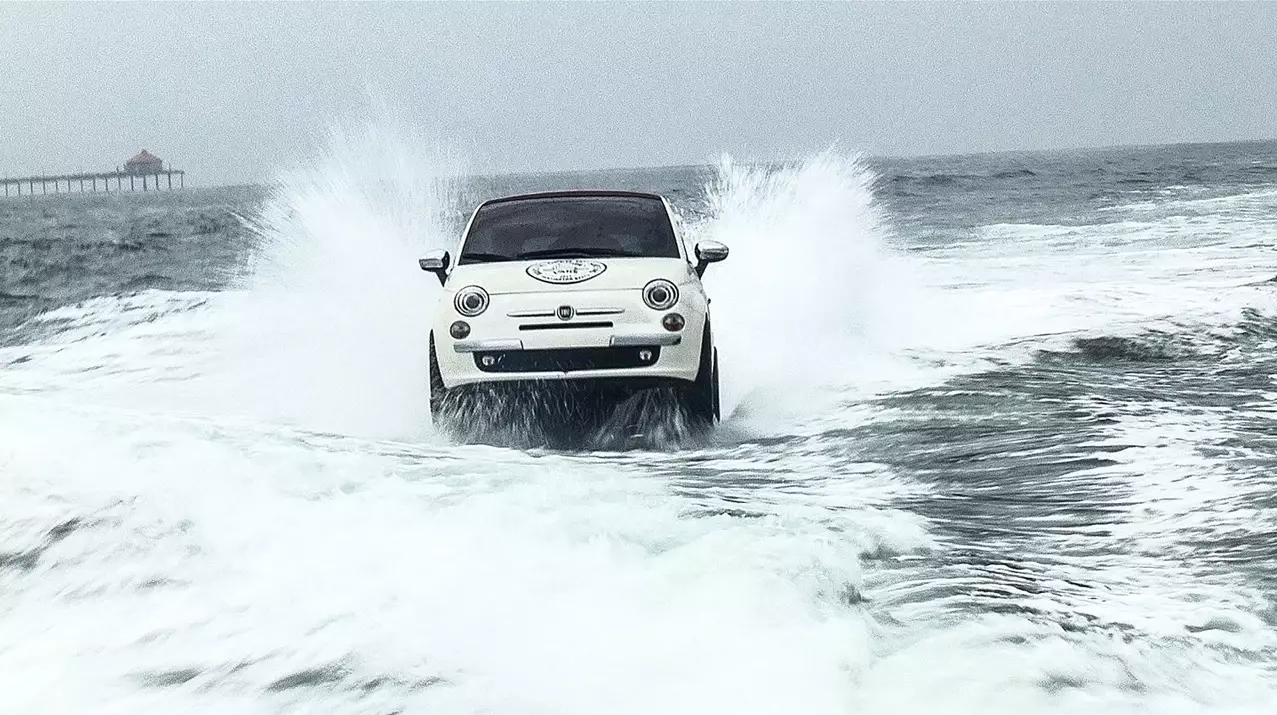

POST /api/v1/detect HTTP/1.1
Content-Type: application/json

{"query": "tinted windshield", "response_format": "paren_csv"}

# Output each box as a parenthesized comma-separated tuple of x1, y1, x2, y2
(458, 195, 680, 264)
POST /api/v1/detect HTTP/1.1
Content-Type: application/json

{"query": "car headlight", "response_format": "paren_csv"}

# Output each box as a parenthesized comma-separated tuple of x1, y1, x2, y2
(642, 279, 679, 310)
(454, 285, 489, 317)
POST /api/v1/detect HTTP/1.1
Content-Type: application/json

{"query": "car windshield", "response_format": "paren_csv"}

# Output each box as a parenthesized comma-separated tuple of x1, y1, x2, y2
(458, 195, 681, 264)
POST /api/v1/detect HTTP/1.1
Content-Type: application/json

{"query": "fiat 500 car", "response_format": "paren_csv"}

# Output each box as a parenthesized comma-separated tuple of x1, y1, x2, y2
(419, 189, 728, 430)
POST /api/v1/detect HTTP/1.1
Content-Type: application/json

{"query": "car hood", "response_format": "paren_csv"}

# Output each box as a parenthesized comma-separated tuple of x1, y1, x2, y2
(445, 257, 695, 294)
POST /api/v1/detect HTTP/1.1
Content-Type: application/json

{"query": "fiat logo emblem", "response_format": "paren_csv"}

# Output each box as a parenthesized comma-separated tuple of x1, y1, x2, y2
(556, 305, 575, 321)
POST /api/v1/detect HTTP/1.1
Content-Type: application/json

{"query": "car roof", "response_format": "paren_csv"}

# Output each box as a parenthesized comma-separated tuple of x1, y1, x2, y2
(476, 189, 668, 207)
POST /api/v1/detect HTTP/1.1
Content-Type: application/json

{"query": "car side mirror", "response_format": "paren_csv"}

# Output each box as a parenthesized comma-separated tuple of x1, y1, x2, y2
(693, 240, 729, 277)
(419, 249, 451, 286)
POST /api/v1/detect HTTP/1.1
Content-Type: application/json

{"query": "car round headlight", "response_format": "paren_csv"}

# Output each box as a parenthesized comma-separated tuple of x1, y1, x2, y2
(643, 279, 679, 310)
(449, 320, 471, 339)
(453, 286, 489, 317)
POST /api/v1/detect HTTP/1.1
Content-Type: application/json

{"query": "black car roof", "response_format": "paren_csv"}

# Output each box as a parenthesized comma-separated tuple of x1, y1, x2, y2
(477, 190, 667, 207)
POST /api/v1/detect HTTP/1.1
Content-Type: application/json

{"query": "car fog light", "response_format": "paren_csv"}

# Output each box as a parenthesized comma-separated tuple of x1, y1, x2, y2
(449, 320, 471, 339)
(481, 355, 496, 367)
(661, 313, 685, 332)
(638, 349, 654, 362)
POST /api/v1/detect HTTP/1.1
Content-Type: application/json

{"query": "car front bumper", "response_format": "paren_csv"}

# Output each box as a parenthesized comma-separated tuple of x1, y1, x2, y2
(432, 287, 706, 389)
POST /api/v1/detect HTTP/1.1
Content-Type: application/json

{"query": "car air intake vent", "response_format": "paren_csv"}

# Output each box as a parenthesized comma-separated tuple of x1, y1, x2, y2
(474, 346, 660, 373)
(518, 321, 613, 331)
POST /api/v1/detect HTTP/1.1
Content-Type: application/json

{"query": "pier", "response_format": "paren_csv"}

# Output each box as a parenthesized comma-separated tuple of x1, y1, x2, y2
(0, 150, 186, 199)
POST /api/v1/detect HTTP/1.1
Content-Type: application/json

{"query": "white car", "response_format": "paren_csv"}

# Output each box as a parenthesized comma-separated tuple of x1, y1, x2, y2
(419, 190, 728, 430)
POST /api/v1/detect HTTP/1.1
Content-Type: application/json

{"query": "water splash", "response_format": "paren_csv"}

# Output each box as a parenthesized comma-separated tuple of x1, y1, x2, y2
(435, 381, 709, 451)
(201, 119, 469, 440)
(688, 150, 930, 423)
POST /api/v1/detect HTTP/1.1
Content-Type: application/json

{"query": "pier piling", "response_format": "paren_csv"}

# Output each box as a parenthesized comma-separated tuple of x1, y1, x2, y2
(0, 168, 187, 199)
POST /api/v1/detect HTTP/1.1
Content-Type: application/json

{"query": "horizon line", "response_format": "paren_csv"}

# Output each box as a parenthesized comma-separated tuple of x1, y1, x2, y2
(9, 135, 1274, 193)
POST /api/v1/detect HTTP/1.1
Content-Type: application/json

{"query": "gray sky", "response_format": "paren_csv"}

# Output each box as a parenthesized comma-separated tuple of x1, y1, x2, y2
(1, 2, 1275, 187)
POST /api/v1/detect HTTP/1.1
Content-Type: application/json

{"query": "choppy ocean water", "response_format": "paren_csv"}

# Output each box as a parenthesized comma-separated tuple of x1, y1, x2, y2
(3, 135, 1277, 714)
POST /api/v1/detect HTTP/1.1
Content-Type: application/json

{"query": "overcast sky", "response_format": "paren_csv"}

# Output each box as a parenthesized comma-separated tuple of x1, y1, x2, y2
(1, 2, 1275, 187)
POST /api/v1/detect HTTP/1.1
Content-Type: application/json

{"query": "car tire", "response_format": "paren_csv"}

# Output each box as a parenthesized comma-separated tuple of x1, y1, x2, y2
(429, 332, 447, 422)
(687, 322, 717, 426)
(712, 347, 720, 422)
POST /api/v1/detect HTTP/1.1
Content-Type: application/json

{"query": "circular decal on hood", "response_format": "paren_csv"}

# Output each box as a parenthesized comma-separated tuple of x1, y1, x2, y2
(526, 259, 608, 284)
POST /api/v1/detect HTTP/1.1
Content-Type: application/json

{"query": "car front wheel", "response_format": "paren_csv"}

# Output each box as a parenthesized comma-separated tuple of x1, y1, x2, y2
(686, 323, 718, 426)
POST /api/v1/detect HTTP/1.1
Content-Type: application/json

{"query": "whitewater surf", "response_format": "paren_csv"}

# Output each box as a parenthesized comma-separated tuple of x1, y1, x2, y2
(4, 129, 1277, 713)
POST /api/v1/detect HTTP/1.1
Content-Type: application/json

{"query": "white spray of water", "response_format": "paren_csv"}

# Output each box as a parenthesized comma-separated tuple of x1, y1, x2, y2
(689, 150, 940, 424)
(207, 120, 467, 440)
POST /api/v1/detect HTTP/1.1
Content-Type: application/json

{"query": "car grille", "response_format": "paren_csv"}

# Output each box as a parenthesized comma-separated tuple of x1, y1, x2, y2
(473, 346, 661, 373)
(518, 321, 613, 331)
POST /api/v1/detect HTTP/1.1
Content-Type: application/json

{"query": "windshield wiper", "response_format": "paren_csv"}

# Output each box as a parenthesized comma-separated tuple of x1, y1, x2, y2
(516, 247, 635, 260)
